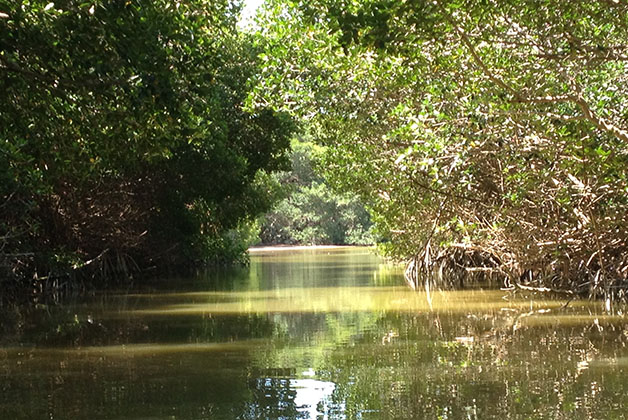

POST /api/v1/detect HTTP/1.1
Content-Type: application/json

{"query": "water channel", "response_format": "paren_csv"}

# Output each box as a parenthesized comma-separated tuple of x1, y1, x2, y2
(1, 247, 627, 419)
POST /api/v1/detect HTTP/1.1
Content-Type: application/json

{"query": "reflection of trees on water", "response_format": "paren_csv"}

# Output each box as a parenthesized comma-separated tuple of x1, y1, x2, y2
(239, 309, 626, 419)
(312, 310, 628, 419)
(248, 250, 403, 291)
(2, 291, 628, 419)
(244, 369, 339, 420)
(246, 377, 303, 420)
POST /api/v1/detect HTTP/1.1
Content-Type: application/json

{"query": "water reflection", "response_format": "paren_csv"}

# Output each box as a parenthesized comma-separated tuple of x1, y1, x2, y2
(247, 372, 337, 420)
(0, 247, 627, 419)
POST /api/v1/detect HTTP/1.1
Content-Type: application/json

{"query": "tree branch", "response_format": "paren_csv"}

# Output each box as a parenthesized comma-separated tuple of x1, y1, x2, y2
(0, 55, 125, 91)
(410, 172, 490, 206)
(486, 110, 585, 122)
(0, 56, 57, 84)
(574, 97, 628, 143)
(512, 95, 574, 104)
(435, 2, 521, 99)
(435, 0, 628, 143)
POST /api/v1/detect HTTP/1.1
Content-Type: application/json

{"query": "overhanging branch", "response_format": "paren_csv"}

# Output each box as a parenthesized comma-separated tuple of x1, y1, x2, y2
(435, 0, 628, 143)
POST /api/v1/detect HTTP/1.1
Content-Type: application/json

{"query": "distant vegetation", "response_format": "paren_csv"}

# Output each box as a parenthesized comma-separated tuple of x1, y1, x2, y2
(257, 138, 375, 246)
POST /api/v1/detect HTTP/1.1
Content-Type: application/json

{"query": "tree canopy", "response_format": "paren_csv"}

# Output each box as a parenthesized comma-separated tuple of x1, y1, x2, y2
(252, 0, 628, 299)
(0, 0, 294, 292)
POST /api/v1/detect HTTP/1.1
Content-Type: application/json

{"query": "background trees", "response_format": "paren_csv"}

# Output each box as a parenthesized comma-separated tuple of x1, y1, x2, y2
(252, 0, 628, 298)
(258, 139, 375, 245)
(0, 0, 293, 292)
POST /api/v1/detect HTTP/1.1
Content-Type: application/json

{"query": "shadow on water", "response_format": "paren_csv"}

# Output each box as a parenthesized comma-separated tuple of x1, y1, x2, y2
(1, 247, 628, 419)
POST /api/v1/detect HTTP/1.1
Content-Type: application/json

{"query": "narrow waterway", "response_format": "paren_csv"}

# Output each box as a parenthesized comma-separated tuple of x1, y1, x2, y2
(1, 247, 627, 419)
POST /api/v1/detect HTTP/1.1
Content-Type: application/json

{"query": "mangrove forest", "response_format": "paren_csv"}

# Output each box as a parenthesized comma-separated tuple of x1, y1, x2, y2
(2, 2, 628, 419)
(251, 0, 628, 302)
(2, 0, 628, 301)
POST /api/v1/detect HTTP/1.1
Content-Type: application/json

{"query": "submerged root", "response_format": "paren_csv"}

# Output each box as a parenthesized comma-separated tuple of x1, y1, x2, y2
(405, 243, 507, 291)
(405, 242, 628, 304)
(1, 248, 141, 304)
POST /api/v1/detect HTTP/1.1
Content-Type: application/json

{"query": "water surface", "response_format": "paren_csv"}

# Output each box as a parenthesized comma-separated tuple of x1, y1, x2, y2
(1, 247, 627, 419)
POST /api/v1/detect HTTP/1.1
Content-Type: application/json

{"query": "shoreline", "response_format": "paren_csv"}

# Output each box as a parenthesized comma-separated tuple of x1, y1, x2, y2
(248, 244, 373, 252)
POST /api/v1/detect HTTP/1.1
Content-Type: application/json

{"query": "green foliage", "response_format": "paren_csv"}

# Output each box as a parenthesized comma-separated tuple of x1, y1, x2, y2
(0, 0, 294, 289)
(253, 0, 628, 297)
(259, 139, 375, 245)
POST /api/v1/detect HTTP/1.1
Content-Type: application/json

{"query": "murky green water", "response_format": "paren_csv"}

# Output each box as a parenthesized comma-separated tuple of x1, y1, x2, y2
(1, 247, 627, 419)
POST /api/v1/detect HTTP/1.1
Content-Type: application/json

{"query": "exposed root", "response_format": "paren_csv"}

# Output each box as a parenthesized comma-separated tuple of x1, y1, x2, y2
(405, 241, 628, 304)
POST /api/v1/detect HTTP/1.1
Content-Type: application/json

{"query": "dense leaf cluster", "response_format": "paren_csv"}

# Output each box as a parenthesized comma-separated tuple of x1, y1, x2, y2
(0, 0, 293, 293)
(253, 0, 628, 299)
